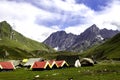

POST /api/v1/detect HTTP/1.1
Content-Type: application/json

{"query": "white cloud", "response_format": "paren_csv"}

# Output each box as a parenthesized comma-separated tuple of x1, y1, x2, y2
(90, 0, 120, 30)
(65, 0, 120, 34)
(0, 0, 93, 42)
(0, 0, 59, 42)
(65, 24, 90, 35)
(0, 0, 120, 42)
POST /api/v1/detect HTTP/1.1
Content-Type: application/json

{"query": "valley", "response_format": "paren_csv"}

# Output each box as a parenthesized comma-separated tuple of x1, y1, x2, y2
(0, 21, 120, 80)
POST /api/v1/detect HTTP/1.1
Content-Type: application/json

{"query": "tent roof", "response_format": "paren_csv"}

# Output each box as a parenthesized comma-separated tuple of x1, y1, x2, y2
(49, 60, 58, 68)
(22, 59, 28, 63)
(0, 65, 2, 69)
(80, 58, 94, 64)
(48, 60, 54, 65)
(7, 60, 20, 66)
(75, 59, 81, 67)
(0, 62, 15, 69)
(31, 61, 50, 69)
(55, 60, 69, 67)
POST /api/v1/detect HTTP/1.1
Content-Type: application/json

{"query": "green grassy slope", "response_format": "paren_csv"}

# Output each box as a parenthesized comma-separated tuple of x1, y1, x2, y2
(83, 33, 120, 60)
(0, 21, 54, 59)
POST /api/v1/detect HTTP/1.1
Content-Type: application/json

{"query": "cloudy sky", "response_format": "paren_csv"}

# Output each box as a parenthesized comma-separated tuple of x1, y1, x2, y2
(0, 0, 120, 42)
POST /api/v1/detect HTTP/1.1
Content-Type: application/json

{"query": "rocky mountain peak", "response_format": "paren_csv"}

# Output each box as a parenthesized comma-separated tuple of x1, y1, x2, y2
(43, 24, 119, 52)
(100, 28, 119, 39)
(43, 31, 77, 51)
(0, 21, 12, 29)
(55, 31, 66, 35)
(0, 21, 13, 39)
(85, 24, 100, 33)
(77, 24, 100, 41)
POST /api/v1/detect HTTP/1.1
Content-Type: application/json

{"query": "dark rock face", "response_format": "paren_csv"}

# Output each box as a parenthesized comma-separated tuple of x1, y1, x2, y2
(100, 28, 119, 39)
(68, 24, 102, 51)
(44, 31, 77, 51)
(43, 24, 119, 52)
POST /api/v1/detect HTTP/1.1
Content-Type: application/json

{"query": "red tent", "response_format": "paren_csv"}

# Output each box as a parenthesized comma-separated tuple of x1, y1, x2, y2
(31, 61, 51, 70)
(49, 60, 58, 69)
(55, 60, 69, 68)
(0, 62, 15, 70)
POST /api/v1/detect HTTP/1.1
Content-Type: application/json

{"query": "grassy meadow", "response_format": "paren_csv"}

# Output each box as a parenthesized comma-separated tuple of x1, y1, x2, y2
(0, 61, 120, 80)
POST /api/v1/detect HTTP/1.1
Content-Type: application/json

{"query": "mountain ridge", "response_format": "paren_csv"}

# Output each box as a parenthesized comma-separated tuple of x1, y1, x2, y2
(43, 24, 119, 52)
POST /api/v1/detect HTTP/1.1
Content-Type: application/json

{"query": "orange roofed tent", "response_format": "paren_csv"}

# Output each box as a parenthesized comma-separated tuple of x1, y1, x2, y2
(49, 60, 58, 69)
(0, 62, 15, 71)
(55, 60, 69, 68)
(31, 61, 51, 70)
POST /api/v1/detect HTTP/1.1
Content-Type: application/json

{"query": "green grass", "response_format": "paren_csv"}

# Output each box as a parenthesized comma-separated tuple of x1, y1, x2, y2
(0, 21, 54, 59)
(82, 33, 120, 60)
(0, 61, 120, 80)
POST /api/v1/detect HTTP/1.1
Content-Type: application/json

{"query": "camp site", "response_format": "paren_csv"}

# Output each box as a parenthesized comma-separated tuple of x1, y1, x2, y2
(0, 1, 120, 79)
(0, 56, 120, 80)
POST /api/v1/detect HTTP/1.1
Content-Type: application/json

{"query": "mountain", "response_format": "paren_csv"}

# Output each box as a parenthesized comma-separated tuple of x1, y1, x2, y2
(83, 32, 120, 60)
(43, 24, 119, 52)
(43, 31, 77, 51)
(69, 24, 119, 52)
(0, 21, 54, 59)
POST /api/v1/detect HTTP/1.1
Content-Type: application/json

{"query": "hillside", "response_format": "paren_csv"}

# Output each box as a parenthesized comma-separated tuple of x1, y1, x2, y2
(83, 32, 120, 60)
(0, 21, 54, 59)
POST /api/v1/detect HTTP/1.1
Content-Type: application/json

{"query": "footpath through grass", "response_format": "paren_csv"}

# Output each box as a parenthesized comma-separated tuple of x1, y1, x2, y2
(0, 61, 120, 80)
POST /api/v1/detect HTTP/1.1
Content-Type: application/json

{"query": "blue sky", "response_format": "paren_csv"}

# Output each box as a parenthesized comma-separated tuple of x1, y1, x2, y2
(76, 0, 111, 11)
(25, 0, 112, 28)
(0, 0, 120, 42)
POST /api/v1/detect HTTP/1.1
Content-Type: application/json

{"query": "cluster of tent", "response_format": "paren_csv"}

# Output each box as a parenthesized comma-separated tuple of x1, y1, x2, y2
(56, 55, 95, 67)
(31, 60, 69, 70)
(22, 58, 70, 70)
(0, 57, 95, 71)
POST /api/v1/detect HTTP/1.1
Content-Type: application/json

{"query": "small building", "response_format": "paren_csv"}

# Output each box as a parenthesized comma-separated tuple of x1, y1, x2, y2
(31, 61, 51, 70)
(0, 62, 15, 71)
(55, 60, 69, 68)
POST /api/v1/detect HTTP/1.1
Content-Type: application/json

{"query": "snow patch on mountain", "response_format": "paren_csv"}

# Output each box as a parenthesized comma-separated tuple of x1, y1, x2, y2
(96, 35, 104, 40)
